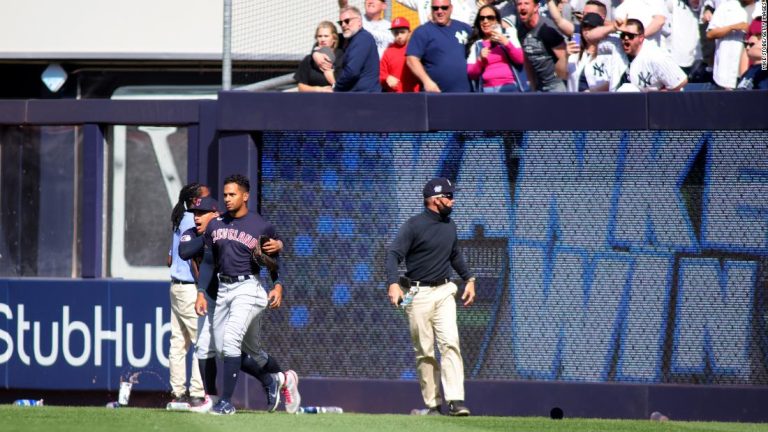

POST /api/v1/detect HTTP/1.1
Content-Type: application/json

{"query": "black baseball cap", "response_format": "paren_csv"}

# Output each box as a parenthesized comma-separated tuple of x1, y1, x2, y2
(581, 12, 604, 28)
(187, 196, 219, 212)
(422, 177, 459, 198)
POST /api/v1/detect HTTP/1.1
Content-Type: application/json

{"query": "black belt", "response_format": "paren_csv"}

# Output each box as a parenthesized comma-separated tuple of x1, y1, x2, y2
(411, 278, 450, 287)
(171, 279, 195, 285)
(218, 274, 256, 284)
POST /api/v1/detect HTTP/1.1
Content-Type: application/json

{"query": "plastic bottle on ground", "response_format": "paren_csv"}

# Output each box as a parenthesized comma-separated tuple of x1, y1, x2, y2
(298, 406, 343, 414)
(14, 399, 44, 407)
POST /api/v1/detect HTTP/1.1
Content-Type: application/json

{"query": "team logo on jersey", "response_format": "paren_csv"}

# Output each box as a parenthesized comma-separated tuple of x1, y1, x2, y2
(211, 227, 259, 249)
(638, 72, 653, 88)
(455, 30, 468, 45)
(593, 63, 606, 77)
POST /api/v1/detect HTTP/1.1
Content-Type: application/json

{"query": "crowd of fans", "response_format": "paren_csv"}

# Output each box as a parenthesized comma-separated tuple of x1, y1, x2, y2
(293, 0, 766, 92)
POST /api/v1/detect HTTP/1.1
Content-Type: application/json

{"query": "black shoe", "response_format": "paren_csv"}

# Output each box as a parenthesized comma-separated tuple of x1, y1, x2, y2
(171, 393, 191, 404)
(448, 400, 470, 416)
(187, 396, 206, 408)
(426, 406, 443, 416)
(412, 406, 443, 415)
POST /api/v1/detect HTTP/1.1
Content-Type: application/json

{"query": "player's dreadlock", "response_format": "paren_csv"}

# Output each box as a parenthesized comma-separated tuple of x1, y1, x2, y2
(171, 182, 203, 232)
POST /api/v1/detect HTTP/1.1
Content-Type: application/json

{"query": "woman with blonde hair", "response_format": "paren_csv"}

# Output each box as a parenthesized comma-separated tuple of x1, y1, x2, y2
(294, 21, 343, 92)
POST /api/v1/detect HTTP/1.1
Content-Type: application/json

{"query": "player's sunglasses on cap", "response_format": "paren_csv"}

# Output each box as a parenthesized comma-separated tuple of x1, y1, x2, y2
(436, 193, 454, 200)
(619, 31, 641, 40)
(431, 5, 450, 11)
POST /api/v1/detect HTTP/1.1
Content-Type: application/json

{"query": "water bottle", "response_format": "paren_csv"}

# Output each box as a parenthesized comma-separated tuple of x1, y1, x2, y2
(400, 287, 418, 308)
(105, 402, 121, 409)
(298, 406, 343, 414)
(14, 399, 44, 407)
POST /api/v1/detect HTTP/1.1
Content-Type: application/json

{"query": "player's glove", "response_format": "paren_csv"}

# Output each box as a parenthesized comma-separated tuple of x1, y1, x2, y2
(251, 235, 279, 273)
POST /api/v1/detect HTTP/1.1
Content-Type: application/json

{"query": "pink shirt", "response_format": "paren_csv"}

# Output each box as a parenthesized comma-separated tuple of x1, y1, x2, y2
(467, 40, 524, 88)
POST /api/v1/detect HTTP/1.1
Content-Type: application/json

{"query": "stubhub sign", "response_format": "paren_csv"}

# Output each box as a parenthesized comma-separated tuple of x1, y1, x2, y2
(0, 279, 171, 390)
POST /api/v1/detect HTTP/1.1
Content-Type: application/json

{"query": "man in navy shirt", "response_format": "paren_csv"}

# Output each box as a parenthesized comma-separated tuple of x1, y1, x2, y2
(406, 0, 473, 92)
(386, 178, 476, 416)
(180, 196, 299, 414)
(195, 174, 298, 415)
(334, 6, 382, 92)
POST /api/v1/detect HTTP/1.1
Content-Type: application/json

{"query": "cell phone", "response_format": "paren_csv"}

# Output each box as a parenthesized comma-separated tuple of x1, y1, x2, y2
(572, 33, 581, 45)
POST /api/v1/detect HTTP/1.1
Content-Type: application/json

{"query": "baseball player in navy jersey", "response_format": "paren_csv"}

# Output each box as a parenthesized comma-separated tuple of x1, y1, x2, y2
(180, 195, 300, 414)
(194, 174, 299, 415)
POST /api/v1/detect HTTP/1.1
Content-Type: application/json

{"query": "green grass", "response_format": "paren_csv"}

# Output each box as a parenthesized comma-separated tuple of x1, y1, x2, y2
(1, 406, 766, 432)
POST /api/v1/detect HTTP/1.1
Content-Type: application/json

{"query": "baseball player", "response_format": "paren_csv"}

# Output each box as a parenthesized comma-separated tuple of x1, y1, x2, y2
(167, 182, 208, 408)
(194, 174, 298, 415)
(385, 177, 476, 416)
(180, 195, 300, 414)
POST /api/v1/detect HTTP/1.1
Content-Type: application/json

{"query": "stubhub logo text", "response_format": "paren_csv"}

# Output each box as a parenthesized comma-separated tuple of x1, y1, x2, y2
(0, 304, 170, 368)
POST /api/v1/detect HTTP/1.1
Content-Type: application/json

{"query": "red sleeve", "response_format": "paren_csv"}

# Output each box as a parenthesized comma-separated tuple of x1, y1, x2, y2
(380, 49, 391, 88)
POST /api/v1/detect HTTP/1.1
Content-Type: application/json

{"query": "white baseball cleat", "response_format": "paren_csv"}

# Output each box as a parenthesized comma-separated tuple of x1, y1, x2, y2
(282, 370, 301, 414)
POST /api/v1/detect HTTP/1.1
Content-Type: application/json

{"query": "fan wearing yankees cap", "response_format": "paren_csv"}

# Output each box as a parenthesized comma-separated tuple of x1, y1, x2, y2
(380, 17, 421, 92)
(385, 177, 476, 417)
(565, 12, 628, 92)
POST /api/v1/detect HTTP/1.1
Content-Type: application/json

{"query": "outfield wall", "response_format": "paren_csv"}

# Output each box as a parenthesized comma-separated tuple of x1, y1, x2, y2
(0, 92, 767, 420)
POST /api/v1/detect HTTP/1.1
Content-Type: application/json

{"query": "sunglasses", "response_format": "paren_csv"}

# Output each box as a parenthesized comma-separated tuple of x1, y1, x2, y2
(337, 17, 358, 26)
(431, 5, 450, 11)
(619, 31, 641, 40)
(435, 193, 454, 200)
(479, 15, 497, 21)
(744, 41, 756, 48)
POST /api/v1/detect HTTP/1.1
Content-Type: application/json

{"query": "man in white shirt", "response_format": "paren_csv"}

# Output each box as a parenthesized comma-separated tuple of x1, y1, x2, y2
(617, 18, 688, 90)
(705, 0, 751, 88)
(665, 0, 702, 72)
(340, 0, 395, 58)
(397, 0, 477, 24)
(614, 0, 668, 47)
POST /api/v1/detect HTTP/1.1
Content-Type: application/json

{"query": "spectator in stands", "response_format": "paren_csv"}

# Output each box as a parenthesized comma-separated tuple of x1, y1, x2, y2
(614, 0, 668, 48)
(397, 0, 477, 24)
(380, 17, 421, 92)
(480, 0, 519, 27)
(334, 6, 382, 92)
(295, 21, 343, 92)
(665, 0, 703, 76)
(339, 0, 394, 58)
(736, 32, 768, 89)
(738, 17, 762, 74)
(466, 4, 525, 92)
(566, 12, 628, 91)
(706, 0, 751, 89)
(617, 18, 688, 90)
(550, 0, 613, 39)
(406, 0, 473, 92)
(516, 0, 568, 91)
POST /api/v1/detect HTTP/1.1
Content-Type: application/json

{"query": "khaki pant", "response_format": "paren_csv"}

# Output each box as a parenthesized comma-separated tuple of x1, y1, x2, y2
(169, 282, 204, 398)
(405, 282, 465, 407)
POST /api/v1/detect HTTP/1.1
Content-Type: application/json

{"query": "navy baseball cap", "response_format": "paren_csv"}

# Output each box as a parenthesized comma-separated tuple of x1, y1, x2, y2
(422, 177, 459, 198)
(187, 196, 219, 212)
(581, 12, 604, 28)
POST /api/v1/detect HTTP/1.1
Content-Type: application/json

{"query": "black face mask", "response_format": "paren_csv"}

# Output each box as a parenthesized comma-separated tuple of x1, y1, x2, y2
(436, 200, 453, 217)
